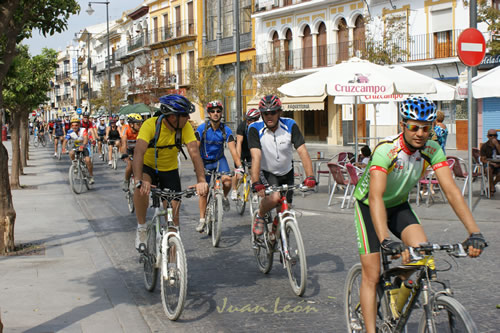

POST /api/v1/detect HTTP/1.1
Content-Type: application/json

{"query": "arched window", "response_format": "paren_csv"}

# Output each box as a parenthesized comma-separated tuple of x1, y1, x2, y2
(284, 29, 293, 70)
(338, 18, 349, 63)
(272, 31, 280, 69)
(302, 25, 312, 69)
(317, 22, 327, 67)
(353, 16, 365, 57)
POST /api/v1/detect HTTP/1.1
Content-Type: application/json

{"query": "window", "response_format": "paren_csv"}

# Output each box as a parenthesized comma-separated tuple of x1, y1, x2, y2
(431, 9, 452, 58)
(188, 2, 194, 35)
(114, 74, 121, 87)
(338, 19, 349, 63)
(494, 0, 500, 10)
(317, 22, 327, 67)
(353, 16, 365, 57)
(177, 53, 183, 85)
(163, 14, 170, 39)
(285, 29, 293, 70)
(153, 17, 158, 43)
(206, 1, 218, 41)
(302, 25, 312, 68)
(175, 6, 181, 37)
(240, 0, 251, 34)
(165, 58, 170, 76)
(223, 0, 233, 38)
(272, 31, 280, 69)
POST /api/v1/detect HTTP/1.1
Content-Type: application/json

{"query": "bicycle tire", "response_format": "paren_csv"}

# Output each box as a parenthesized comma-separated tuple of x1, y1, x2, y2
(40, 136, 46, 147)
(69, 163, 83, 194)
(284, 220, 307, 296)
(205, 192, 214, 236)
(252, 211, 273, 274)
(143, 222, 158, 292)
(57, 144, 62, 160)
(235, 178, 246, 215)
(82, 162, 91, 190)
(418, 295, 478, 333)
(161, 235, 188, 321)
(212, 192, 223, 247)
(112, 148, 117, 169)
(127, 183, 135, 214)
(33, 136, 39, 148)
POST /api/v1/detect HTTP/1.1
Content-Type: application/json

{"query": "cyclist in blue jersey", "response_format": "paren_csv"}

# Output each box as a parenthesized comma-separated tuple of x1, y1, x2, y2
(195, 101, 241, 232)
(247, 95, 316, 237)
(352, 96, 486, 333)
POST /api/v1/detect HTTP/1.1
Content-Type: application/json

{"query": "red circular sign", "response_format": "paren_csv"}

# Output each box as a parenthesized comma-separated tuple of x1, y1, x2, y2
(457, 28, 486, 67)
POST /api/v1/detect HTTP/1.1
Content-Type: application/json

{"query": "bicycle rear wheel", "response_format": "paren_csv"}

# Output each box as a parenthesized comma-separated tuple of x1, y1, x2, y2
(249, 186, 259, 218)
(112, 148, 118, 169)
(69, 163, 83, 194)
(82, 163, 91, 190)
(161, 235, 187, 321)
(418, 295, 478, 333)
(127, 183, 135, 213)
(235, 178, 246, 215)
(40, 135, 46, 147)
(284, 221, 307, 296)
(33, 136, 39, 148)
(212, 192, 223, 247)
(143, 222, 158, 292)
(57, 144, 62, 160)
(252, 211, 273, 274)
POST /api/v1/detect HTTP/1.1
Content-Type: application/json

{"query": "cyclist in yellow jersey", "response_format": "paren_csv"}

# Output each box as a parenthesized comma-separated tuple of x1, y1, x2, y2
(132, 94, 208, 250)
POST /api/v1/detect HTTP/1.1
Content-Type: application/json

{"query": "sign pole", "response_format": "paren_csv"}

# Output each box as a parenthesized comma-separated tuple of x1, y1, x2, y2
(467, 66, 473, 209)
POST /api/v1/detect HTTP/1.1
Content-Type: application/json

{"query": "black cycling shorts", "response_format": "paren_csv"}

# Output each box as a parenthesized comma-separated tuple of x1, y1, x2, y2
(354, 200, 421, 255)
(74, 149, 90, 158)
(260, 168, 294, 203)
(142, 164, 181, 195)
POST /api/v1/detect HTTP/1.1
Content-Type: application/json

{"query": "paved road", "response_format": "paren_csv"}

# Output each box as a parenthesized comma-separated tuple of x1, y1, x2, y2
(47, 145, 500, 332)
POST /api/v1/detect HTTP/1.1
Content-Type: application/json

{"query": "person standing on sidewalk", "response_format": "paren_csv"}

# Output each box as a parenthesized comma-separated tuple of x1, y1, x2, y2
(480, 129, 500, 195)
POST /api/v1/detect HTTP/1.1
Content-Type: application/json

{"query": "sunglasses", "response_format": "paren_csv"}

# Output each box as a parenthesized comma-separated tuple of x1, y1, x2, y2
(208, 110, 222, 114)
(261, 110, 278, 116)
(488, 134, 498, 138)
(403, 122, 432, 133)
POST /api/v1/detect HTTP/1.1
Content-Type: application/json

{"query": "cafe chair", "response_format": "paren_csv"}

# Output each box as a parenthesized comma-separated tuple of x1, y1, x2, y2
(471, 148, 489, 198)
(317, 152, 354, 193)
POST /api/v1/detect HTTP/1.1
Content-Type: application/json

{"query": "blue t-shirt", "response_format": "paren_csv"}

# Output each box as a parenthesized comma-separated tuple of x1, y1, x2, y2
(196, 122, 234, 162)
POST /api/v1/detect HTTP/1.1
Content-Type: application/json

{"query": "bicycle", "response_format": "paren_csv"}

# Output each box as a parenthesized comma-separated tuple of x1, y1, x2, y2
(140, 187, 196, 321)
(344, 242, 481, 333)
(107, 140, 119, 169)
(68, 147, 92, 194)
(38, 132, 46, 147)
(121, 153, 135, 214)
(33, 128, 39, 147)
(251, 184, 312, 296)
(234, 162, 259, 217)
(202, 168, 229, 247)
(100, 141, 108, 162)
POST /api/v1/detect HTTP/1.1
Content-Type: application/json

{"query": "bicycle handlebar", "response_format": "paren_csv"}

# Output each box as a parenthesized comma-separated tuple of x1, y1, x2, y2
(264, 184, 314, 195)
(384, 242, 468, 261)
(150, 187, 197, 200)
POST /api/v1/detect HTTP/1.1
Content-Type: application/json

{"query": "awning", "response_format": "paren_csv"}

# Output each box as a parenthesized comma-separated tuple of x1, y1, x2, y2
(246, 94, 326, 112)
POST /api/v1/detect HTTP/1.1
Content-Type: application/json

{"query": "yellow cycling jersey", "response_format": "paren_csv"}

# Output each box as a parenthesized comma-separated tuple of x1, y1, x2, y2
(137, 116, 196, 171)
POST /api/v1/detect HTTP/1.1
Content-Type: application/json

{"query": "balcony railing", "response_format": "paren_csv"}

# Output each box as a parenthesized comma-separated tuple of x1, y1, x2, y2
(203, 32, 252, 55)
(254, 30, 464, 74)
(129, 34, 146, 52)
(149, 19, 197, 46)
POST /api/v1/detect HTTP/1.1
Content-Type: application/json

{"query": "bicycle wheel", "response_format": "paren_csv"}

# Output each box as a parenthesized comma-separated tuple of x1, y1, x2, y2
(252, 211, 273, 274)
(212, 192, 223, 247)
(40, 135, 46, 147)
(284, 220, 307, 296)
(235, 178, 246, 215)
(161, 235, 187, 321)
(418, 295, 478, 333)
(57, 144, 62, 160)
(82, 162, 91, 190)
(112, 148, 117, 169)
(33, 136, 39, 148)
(127, 183, 135, 214)
(205, 193, 213, 236)
(69, 163, 83, 194)
(143, 222, 158, 292)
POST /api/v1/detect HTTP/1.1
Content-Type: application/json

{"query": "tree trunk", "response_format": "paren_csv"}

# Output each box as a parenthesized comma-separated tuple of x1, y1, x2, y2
(10, 111, 21, 189)
(20, 111, 28, 168)
(0, 142, 16, 254)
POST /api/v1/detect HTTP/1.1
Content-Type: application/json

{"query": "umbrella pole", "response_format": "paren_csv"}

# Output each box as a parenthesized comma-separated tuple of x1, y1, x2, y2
(354, 96, 358, 162)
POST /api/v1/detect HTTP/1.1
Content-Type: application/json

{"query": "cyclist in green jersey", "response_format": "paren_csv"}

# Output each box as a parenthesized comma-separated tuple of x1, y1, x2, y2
(352, 96, 487, 333)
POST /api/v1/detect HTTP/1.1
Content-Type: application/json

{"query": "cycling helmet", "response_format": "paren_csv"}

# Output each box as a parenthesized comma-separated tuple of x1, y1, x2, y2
(206, 100, 223, 112)
(258, 95, 282, 112)
(159, 94, 195, 115)
(83, 111, 90, 117)
(399, 96, 437, 122)
(127, 113, 143, 124)
(109, 120, 117, 125)
(119, 115, 126, 120)
(246, 108, 260, 120)
(70, 117, 80, 124)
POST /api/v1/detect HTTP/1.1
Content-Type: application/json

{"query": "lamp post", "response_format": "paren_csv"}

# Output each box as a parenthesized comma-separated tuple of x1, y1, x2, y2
(86, 1, 112, 117)
(75, 31, 92, 114)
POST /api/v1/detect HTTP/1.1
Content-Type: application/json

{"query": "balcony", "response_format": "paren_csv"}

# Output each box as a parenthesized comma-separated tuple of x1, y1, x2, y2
(149, 20, 197, 47)
(128, 34, 147, 52)
(204, 32, 253, 55)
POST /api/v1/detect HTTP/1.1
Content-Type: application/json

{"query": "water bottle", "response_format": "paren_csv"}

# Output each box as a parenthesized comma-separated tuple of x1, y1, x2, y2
(395, 280, 414, 313)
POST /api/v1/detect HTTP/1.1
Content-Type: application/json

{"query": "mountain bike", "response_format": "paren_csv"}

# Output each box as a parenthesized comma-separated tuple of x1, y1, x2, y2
(234, 162, 259, 217)
(251, 184, 312, 296)
(107, 140, 119, 169)
(344, 242, 481, 333)
(38, 132, 46, 147)
(140, 187, 196, 321)
(100, 141, 108, 162)
(203, 169, 229, 247)
(33, 128, 39, 147)
(121, 153, 135, 214)
(68, 147, 91, 194)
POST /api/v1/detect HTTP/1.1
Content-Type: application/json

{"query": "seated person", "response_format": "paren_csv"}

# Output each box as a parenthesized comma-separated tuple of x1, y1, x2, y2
(355, 145, 371, 168)
(480, 129, 500, 194)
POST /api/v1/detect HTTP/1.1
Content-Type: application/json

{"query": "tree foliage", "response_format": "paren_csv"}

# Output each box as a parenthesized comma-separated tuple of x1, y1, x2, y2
(90, 79, 125, 115)
(127, 56, 169, 106)
(478, 0, 500, 55)
(186, 55, 227, 109)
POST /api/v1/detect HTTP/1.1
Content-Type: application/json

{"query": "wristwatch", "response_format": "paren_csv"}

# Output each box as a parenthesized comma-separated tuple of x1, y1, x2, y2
(135, 180, 142, 188)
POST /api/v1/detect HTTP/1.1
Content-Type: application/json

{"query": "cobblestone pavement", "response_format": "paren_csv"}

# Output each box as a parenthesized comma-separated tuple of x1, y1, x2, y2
(67, 151, 499, 333)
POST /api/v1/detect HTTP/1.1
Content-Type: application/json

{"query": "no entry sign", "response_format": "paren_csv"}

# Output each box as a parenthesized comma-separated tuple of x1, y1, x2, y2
(457, 28, 486, 67)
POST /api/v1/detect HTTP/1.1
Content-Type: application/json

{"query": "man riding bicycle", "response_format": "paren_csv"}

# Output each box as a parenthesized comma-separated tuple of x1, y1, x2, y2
(248, 95, 316, 237)
(132, 94, 208, 250)
(194, 100, 241, 232)
(96, 117, 107, 156)
(52, 118, 66, 157)
(230, 108, 261, 201)
(121, 113, 143, 191)
(352, 96, 487, 333)
(106, 120, 121, 166)
(63, 117, 95, 185)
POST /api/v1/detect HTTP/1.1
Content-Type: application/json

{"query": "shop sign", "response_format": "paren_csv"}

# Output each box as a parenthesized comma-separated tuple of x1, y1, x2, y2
(478, 54, 500, 70)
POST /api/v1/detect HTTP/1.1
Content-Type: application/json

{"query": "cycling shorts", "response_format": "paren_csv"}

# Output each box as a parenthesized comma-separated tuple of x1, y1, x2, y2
(108, 139, 118, 145)
(127, 147, 135, 157)
(74, 148, 90, 158)
(97, 135, 105, 142)
(142, 164, 181, 197)
(354, 200, 421, 255)
(260, 168, 295, 204)
(203, 157, 230, 183)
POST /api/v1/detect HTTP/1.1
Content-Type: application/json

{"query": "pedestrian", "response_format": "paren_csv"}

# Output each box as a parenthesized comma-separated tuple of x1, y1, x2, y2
(433, 110, 448, 154)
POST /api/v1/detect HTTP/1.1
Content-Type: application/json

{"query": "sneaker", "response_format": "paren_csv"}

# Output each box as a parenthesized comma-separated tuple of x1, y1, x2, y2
(108, 161, 112, 166)
(230, 189, 238, 201)
(222, 197, 230, 212)
(53, 152, 57, 157)
(122, 179, 130, 192)
(135, 226, 147, 250)
(195, 218, 206, 233)
(253, 214, 265, 236)
(88, 177, 95, 185)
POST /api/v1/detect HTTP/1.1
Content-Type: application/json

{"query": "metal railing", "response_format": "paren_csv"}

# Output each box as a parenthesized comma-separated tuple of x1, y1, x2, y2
(149, 19, 196, 46)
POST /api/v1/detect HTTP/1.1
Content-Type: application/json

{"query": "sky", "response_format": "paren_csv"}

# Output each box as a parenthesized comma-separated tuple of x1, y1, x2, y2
(23, 0, 144, 56)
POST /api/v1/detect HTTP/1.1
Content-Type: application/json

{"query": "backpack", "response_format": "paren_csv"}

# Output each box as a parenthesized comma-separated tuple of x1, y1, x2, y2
(201, 120, 227, 162)
(147, 115, 187, 173)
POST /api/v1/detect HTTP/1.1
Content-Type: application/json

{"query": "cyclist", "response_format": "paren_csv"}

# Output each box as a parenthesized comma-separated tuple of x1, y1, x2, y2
(118, 115, 126, 130)
(48, 119, 55, 142)
(63, 114, 71, 133)
(36, 119, 46, 142)
(63, 117, 94, 185)
(52, 118, 66, 157)
(248, 95, 316, 237)
(105, 120, 121, 166)
(81, 111, 96, 143)
(195, 100, 241, 232)
(120, 113, 143, 191)
(230, 108, 261, 200)
(96, 117, 107, 156)
(352, 96, 486, 333)
(132, 94, 208, 249)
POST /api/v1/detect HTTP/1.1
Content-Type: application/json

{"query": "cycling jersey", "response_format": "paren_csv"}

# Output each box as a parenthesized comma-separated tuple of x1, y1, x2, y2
(353, 133, 447, 208)
(65, 128, 87, 148)
(247, 117, 305, 176)
(196, 122, 234, 162)
(108, 128, 121, 141)
(120, 124, 130, 137)
(80, 120, 94, 131)
(137, 116, 196, 172)
(96, 124, 107, 136)
(236, 120, 251, 162)
(64, 121, 71, 131)
(54, 122, 65, 137)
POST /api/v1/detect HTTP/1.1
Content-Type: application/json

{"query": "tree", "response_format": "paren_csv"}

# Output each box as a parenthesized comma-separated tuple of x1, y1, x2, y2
(90, 79, 125, 115)
(127, 57, 168, 106)
(478, 0, 500, 55)
(0, 0, 79, 254)
(252, 54, 293, 97)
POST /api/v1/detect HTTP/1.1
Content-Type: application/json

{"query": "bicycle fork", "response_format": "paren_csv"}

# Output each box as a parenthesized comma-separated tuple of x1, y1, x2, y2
(278, 212, 297, 268)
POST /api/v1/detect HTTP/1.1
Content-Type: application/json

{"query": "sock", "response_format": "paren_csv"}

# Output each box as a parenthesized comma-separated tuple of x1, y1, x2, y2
(137, 223, 146, 230)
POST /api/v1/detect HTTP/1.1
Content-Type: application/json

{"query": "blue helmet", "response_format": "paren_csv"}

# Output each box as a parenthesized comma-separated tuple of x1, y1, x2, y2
(159, 94, 195, 115)
(399, 96, 437, 122)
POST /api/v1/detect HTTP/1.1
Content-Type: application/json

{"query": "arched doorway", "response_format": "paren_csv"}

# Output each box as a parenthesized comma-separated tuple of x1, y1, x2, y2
(272, 31, 280, 69)
(285, 29, 293, 70)
(302, 25, 312, 69)
(353, 16, 365, 57)
(338, 18, 349, 63)
(317, 22, 327, 67)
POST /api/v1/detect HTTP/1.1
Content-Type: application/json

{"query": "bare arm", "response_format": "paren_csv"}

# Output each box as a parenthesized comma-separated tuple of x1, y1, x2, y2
(227, 140, 241, 168)
(186, 140, 208, 196)
(250, 147, 262, 184)
(368, 169, 390, 242)
(120, 135, 127, 154)
(236, 134, 244, 161)
(296, 144, 314, 178)
(132, 139, 148, 184)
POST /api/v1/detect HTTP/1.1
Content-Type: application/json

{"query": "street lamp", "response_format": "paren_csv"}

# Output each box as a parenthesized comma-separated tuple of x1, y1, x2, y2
(87, 1, 112, 117)
(75, 31, 92, 114)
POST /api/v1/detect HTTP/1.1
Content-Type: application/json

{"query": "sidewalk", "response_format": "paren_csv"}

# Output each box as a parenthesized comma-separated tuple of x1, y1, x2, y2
(0, 141, 149, 333)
